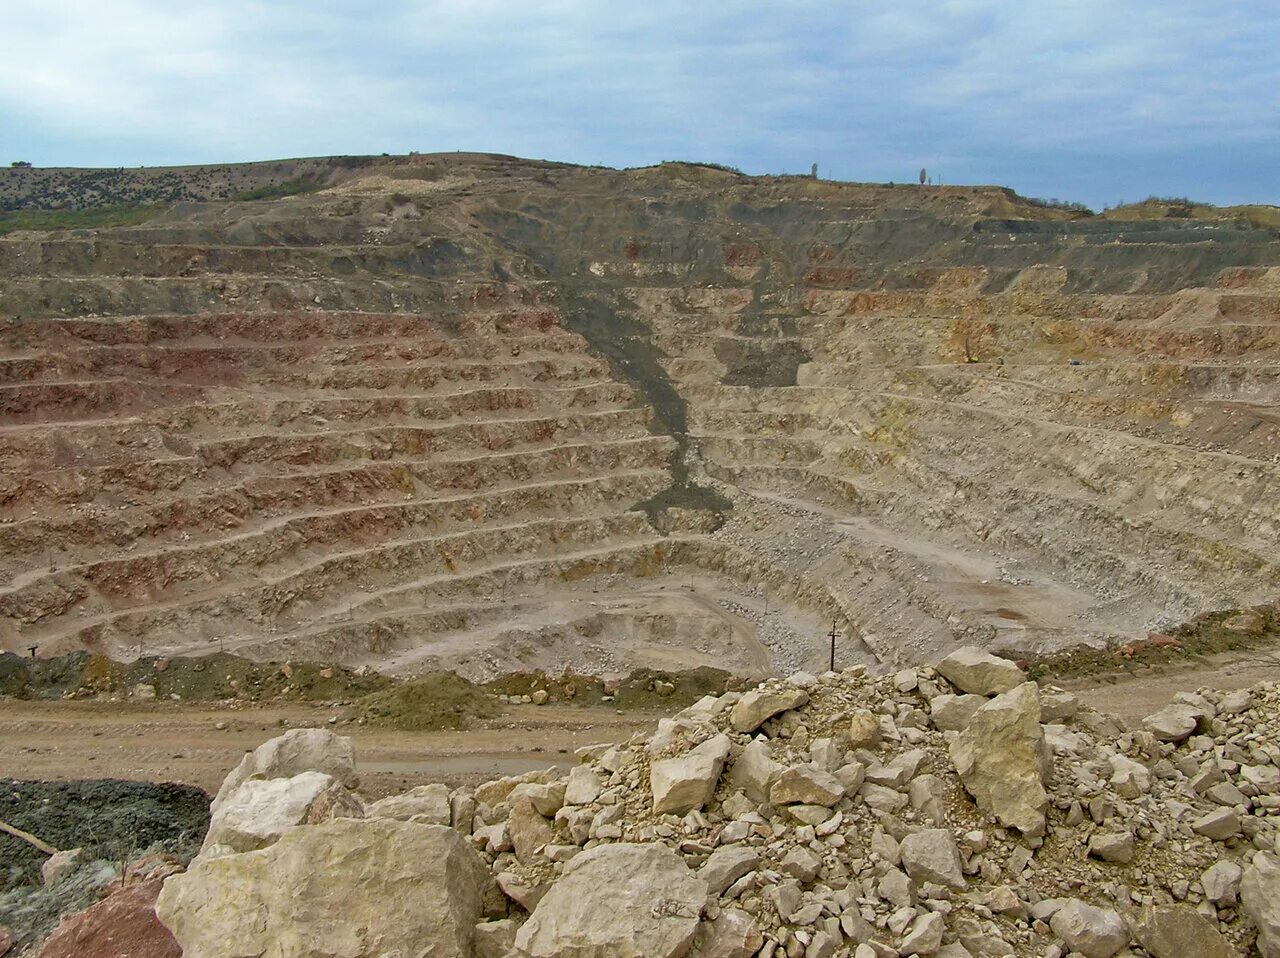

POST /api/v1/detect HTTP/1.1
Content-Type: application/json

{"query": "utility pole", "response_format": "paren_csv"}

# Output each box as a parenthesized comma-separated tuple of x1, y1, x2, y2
(828, 620, 839, 672)
(27, 644, 37, 660)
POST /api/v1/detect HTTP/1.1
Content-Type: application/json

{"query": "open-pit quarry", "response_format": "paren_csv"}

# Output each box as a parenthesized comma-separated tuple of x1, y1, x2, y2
(1, 153, 1278, 680)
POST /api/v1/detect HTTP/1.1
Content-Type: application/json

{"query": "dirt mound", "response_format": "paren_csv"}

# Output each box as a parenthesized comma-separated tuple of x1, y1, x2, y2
(347, 671, 502, 731)
(1, 652, 393, 703)
(483, 666, 735, 710)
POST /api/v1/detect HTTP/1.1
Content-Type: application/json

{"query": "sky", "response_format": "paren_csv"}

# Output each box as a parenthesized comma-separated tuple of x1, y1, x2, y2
(2, 1, 1277, 210)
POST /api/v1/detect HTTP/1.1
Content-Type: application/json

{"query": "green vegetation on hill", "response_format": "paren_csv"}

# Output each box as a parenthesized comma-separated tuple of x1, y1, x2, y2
(0, 202, 164, 235)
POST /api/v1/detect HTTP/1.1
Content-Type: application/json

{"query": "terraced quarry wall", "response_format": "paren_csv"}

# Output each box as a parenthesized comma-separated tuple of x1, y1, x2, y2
(1, 154, 1277, 678)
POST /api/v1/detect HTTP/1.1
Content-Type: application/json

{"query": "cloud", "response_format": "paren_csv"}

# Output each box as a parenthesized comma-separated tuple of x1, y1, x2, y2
(1, 0, 1276, 207)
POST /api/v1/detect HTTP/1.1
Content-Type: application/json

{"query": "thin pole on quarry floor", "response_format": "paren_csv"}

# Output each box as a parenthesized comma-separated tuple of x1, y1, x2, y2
(828, 620, 839, 672)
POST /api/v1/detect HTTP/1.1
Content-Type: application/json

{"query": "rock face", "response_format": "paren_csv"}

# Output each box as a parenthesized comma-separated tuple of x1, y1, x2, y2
(729, 689, 809, 733)
(1048, 899, 1129, 958)
(202, 770, 362, 853)
(514, 843, 706, 958)
(948, 682, 1050, 837)
(211, 728, 357, 813)
(651, 733, 732, 815)
(157, 820, 491, 958)
(1243, 852, 1280, 958)
(935, 647, 1025, 696)
(36, 879, 180, 958)
(1132, 904, 1235, 958)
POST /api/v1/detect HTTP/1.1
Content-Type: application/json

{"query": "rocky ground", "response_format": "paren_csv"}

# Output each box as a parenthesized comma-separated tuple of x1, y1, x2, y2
(9, 647, 1280, 957)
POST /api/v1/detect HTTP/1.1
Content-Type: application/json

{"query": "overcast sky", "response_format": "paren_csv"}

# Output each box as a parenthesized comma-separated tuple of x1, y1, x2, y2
(2, 1, 1277, 209)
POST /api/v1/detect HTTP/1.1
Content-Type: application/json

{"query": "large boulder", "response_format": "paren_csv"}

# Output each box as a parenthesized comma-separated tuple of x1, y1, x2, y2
(949, 682, 1050, 837)
(36, 879, 180, 958)
(1243, 851, 1280, 958)
(202, 770, 363, 853)
(936, 647, 1024, 696)
(729, 688, 808, 734)
(514, 843, 706, 958)
(1049, 899, 1128, 958)
(1132, 904, 1234, 958)
(211, 727, 357, 813)
(157, 819, 491, 958)
(651, 734, 732, 815)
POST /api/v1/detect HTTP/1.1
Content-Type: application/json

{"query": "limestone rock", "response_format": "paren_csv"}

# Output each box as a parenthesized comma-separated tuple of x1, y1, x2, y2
(949, 682, 1050, 837)
(157, 819, 491, 958)
(1142, 704, 1200, 743)
(1108, 755, 1151, 799)
(1087, 830, 1134, 864)
(211, 727, 356, 814)
(692, 908, 762, 958)
(1201, 859, 1242, 904)
(899, 911, 945, 956)
(1048, 899, 1128, 958)
(899, 828, 966, 890)
(509, 794, 555, 864)
(848, 709, 883, 748)
(651, 733, 731, 815)
(729, 687, 809, 733)
(563, 764, 604, 805)
(366, 782, 450, 823)
(1132, 904, 1234, 958)
(1192, 807, 1241, 841)
(928, 694, 985, 732)
(41, 848, 86, 887)
(1243, 851, 1280, 958)
(726, 739, 782, 804)
(515, 843, 706, 958)
(36, 878, 180, 958)
(474, 919, 519, 958)
(203, 771, 362, 853)
(936, 647, 1024, 696)
(769, 764, 845, 807)
(701, 846, 760, 896)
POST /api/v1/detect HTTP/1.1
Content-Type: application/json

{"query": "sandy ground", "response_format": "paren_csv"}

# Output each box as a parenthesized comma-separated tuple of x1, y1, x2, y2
(0, 700, 656, 799)
(3, 648, 1279, 797)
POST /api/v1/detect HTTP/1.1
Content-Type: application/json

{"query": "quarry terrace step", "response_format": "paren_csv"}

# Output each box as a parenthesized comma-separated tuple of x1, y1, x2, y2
(0, 434, 675, 513)
(10, 513, 663, 649)
(0, 468, 669, 592)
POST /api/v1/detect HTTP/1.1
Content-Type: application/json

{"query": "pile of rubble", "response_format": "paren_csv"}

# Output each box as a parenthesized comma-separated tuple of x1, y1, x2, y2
(137, 648, 1280, 957)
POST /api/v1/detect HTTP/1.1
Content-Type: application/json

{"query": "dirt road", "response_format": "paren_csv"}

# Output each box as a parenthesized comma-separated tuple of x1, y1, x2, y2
(5, 647, 1279, 796)
(0, 700, 656, 798)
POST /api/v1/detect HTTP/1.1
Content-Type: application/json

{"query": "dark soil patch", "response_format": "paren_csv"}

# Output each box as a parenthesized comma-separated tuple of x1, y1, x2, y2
(1, 651, 394, 703)
(0, 780, 209, 892)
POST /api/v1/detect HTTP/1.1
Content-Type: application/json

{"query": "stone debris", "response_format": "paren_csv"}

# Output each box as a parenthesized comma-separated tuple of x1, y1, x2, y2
(153, 659, 1280, 957)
